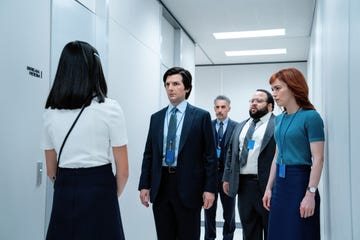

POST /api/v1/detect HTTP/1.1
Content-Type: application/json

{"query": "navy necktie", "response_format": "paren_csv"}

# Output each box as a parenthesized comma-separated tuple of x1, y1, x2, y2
(165, 108, 177, 165)
(240, 118, 260, 167)
(218, 121, 224, 143)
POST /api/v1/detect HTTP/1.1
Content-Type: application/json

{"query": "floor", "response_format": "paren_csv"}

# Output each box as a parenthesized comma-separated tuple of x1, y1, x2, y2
(200, 225, 243, 240)
(200, 200, 244, 240)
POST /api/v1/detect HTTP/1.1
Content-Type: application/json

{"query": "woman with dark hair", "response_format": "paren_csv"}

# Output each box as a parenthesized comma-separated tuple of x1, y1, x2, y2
(41, 41, 128, 240)
(262, 68, 324, 240)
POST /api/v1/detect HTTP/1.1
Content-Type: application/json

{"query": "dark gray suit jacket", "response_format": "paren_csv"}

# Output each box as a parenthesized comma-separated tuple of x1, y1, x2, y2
(222, 114, 276, 198)
(138, 103, 218, 208)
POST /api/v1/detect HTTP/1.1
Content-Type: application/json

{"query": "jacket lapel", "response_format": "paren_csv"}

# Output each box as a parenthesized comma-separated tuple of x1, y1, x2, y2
(232, 120, 247, 163)
(224, 119, 235, 146)
(178, 104, 195, 154)
(212, 120, 217, 143)
(259, 114, 275, 153)
(157, 108, 167, 155)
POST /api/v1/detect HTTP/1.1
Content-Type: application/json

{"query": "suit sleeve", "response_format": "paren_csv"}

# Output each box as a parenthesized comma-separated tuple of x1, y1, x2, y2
(223, 134, 233, 182)
(202, 112, 218, 193)
(138, 116, 153, 190)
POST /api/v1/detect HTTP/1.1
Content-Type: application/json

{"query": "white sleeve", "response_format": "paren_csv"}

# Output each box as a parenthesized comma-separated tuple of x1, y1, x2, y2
(107, 100, 128, 147)
(40, 111, 55, 150)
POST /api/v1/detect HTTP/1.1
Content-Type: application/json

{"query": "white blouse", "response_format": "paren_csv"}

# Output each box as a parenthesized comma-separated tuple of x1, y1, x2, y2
(41, 98, 128, 168)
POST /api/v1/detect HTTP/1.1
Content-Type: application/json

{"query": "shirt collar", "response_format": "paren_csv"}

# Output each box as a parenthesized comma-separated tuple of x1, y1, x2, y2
(217, 117, 229, 126)
(168, 100, 187, 114)
(254, 112, 272, 123)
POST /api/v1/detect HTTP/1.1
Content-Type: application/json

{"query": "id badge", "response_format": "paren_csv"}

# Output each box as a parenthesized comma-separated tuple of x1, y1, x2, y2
(279, 163, 286, 178)
(216, 148, 221, 158)
(165, 149, 175, 165)
(247, 140, 255, 150)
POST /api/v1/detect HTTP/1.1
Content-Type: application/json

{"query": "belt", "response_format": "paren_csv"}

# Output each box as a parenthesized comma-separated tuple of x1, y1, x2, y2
(240, 174, 258, 180)
(162, 166, 176, 174)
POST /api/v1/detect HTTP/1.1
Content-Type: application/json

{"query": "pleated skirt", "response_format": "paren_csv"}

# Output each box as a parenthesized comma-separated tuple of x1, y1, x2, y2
(46, 163, 125, 240)
(268, 164, 320, 240)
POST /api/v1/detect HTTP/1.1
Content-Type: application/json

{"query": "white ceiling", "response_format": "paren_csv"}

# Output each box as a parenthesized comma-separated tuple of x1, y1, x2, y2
(160, 0, 316, 65)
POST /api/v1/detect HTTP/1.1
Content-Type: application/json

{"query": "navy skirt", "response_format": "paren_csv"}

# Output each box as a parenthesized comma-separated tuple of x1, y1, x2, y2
(46, 164, 125, 240)
(268, 164, 320, 240)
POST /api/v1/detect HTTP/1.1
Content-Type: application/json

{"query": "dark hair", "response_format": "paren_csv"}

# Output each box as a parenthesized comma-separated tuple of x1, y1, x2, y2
(45, 41, 107, 109)
(214, 95, 231, 105)
(162, 67, 192, 99)
(256, 89, 274, 111)
(269, 68, 314, 110)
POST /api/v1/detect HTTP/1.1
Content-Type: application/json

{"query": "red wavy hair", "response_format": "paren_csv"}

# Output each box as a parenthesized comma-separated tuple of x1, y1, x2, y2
(269, 68, 315, 110)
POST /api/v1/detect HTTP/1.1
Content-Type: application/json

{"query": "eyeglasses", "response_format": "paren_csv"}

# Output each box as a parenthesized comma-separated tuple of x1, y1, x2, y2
(249, 98, 266, 104)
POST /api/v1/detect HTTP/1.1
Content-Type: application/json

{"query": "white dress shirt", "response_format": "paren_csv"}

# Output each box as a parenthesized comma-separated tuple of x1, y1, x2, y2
(239, 112, 272, 174)
(41, 98, 128, 168)
(162, 100, 187, 166)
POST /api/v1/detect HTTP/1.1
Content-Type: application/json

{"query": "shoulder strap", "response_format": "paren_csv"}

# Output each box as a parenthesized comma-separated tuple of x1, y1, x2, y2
(57, 104, 87, 171)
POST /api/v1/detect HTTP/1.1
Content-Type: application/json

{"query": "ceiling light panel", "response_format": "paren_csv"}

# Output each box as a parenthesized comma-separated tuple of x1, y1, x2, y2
(213, 29, 285, 39)
(225, 48, 287, 56)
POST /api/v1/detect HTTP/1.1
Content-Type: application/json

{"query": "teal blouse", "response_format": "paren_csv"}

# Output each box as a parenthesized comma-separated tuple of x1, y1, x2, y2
(275, 109, 324, 165)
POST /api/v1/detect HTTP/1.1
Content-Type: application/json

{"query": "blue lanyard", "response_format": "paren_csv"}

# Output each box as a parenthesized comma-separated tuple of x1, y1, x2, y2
(278, 108, 300, 164)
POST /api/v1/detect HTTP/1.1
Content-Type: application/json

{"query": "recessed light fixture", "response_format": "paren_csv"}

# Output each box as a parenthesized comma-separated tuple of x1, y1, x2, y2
(213, 28, 285, 39)
(225, 48, 287, 56)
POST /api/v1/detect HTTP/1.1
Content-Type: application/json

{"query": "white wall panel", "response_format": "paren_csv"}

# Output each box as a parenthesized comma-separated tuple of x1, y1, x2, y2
(160, 15, 175, 68)
(180, 30, 195, 77)
(51, 0, 97, 79)
(308, 2, 329, 238)
(77, 0, 96, 12)
(349, 0, 360, 238)
(309, 0, 360, 239)
(0, 0, 50, 239)
(195, 66, 223, 115)
(180, 30, 196, 103)
(322, 1, 352, 239)
(107, 16, 161, 240)
(109, 0, 160, 54)
(160, 64, 171, 106)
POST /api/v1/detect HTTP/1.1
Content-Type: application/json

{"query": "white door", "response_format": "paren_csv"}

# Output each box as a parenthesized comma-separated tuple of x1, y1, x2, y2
(0, 0, 50, 239)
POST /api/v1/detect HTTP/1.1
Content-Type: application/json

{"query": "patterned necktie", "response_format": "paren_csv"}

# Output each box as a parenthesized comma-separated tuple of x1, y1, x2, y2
(240, 118, 260, 167)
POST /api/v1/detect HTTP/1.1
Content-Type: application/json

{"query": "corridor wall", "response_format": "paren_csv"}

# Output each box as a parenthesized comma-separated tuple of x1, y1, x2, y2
(308, 0, 360, 239)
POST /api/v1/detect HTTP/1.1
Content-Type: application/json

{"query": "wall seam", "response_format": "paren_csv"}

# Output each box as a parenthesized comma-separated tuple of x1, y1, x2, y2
(347, 0, 354, 239)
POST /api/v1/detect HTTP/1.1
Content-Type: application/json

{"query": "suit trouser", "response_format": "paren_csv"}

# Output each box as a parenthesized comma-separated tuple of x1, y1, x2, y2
(153, 168, 201, 240)
(204, 170, 236, 240)
(238, 175, 269, 240)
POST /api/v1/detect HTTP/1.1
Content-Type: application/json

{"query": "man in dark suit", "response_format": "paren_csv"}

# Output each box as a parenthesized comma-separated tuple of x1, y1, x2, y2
(223, 89, 276, 240)
(204, 95, 237, 240)
(138, 67, 218, 240)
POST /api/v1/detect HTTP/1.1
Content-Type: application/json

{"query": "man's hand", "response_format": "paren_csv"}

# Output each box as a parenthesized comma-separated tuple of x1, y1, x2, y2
(223, 181, 230, 196)
(202, 192, 215, 209)
(140, 189, 150, 207)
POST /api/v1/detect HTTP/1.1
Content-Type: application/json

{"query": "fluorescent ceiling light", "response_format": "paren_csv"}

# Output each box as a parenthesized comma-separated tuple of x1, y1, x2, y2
(213, 29, 285, 39)
(225, 48, 287, 57)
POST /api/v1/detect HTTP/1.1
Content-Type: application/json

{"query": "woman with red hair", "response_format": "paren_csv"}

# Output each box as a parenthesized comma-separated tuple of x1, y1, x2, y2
(262, 68, 324, 240)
